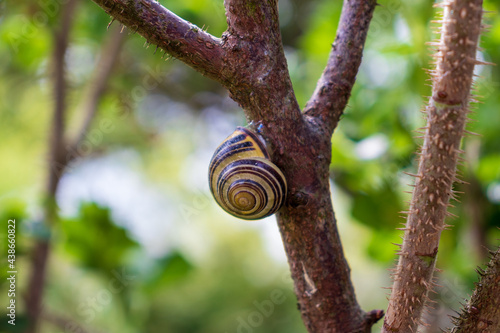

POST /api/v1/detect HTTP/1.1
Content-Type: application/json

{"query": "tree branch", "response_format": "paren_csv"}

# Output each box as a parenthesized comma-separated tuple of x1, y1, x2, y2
(25, 1, 79, 332)
(90, 0, 224, 81)
(47, 0, 79, 197)
(69, 24, 126, 153)
(43, 311, 94, 333)
(89, 0, 303, 123)
(383, 0, 484, 332)
(303, 0, 377, 135)
(463, 174, 489, 260)
(224, 0, 280, 40)
(449, 246, 500, 332)
(25, 4, 125, 333)
(262, 1, 379, 331)
(276, 151, 379, 333)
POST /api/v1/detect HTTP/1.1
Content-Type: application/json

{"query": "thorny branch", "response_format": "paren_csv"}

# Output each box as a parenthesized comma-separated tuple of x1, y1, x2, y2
(449, 246, 500, 332)
(383, 0, 485, 332)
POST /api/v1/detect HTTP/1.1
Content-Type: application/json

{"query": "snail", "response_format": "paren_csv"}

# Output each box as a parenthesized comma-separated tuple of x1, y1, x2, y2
(208, 126, 287, 220)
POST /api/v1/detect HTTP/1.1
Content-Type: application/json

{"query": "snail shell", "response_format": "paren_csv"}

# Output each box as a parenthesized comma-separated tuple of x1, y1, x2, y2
(208, 127, 287, 220)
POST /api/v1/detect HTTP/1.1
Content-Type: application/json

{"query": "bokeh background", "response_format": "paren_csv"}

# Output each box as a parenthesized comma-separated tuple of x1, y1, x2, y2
(1, 0, 500, 332)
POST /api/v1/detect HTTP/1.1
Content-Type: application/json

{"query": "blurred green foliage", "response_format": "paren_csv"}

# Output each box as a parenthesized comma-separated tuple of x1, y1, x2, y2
(60, 203, 139, 272)
(1, 0, 499, 332)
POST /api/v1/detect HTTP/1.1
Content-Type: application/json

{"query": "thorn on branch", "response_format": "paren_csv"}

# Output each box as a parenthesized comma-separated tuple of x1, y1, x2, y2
(107, 17, 115, 30)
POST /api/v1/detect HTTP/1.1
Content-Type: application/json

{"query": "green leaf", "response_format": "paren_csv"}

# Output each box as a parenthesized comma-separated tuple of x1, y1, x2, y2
(61, 202, 138, 272)
(144, 252, 194, 291)
(351, 181, 404, 229)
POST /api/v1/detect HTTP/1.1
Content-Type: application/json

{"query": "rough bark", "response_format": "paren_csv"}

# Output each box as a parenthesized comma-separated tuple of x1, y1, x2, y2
(383, 0, 484, 332)
(448, 247, 500, 333)
(90, 0, 381, 331)
(272, 1, 381, 329)
(303, 0, 376, 135)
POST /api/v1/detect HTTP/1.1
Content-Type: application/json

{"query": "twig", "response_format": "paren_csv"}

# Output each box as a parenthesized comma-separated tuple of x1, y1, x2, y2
(303, 0, 377, 135)
(25, 2, 125, 333)
(69, 24, 126, 154)
(90, 0, 224, 81)
(25, 0, 79, 332)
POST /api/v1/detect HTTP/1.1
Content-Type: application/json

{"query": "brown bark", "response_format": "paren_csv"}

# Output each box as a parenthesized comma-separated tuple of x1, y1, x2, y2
(221, 0, 380, 330)
(383, 0, 484, 332)
(304, 0, 377, 134)
(448, 247, 500, 332)
(90, 0, 380, 331)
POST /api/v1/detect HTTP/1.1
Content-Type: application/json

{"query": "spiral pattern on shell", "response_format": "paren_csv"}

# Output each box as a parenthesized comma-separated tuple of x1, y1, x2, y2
(208, 127, 287, 220)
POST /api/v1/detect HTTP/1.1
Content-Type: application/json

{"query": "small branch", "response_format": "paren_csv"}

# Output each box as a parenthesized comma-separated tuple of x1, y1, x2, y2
(70, 24, 126, 152)
(89, 1, 378, 332)
(47, 0, 79, 196)
(43, 311, 94, 333)
(463, 174, 489, 260)
(463, 139, 489, 260)
(25, 2, 79, 332)
(364, 309, 386, 327)
(24, 241, 52, 333)
(383, 1, 484, 332)
(25, 2, 122, 333)
(303, 0, 377, 135)
(278, 186, 383, 332)
(90, 0, 224, 81)
(448, 246, 500, 332)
